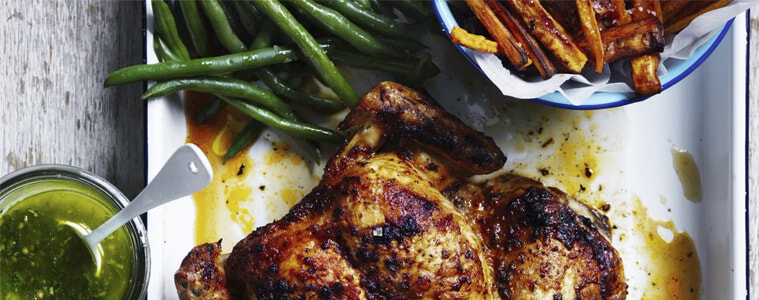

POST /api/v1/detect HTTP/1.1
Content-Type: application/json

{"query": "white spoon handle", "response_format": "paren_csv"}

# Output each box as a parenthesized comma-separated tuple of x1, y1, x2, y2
(85, 144, 213, 246)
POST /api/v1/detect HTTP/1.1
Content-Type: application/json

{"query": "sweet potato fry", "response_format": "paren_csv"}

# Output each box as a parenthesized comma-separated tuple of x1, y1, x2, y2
(465, 0, 531, 70)
(576, 0, 604, 72)
(575, 17, 664, 63)
(610, 0, 632, 25)
(661, 0, 690, 24)
(541, 1, 582, 36)
(630, 0, 663, 95)
(664, 0, 732, 34)
(630, 54, 661, 95)
(591, 0, 617, 18)
(451, 26, 499, 54)
(503, 0, 588, 73)
(484, 0, 556, 78)
(458, 0, 729, 95)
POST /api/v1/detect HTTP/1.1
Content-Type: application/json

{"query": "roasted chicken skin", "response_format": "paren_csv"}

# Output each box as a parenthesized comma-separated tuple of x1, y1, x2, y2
(175, 82, 626, 299)
(445, 175, 627, 299)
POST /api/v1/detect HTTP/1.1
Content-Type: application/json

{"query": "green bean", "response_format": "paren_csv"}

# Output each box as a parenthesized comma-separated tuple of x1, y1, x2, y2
(230, 18, 330, 158)
(193, 96, 227, 122)
(284, 66, 312, 88)
(329, 49, 439, 88)
(390, 0, 432, 21)
(376, 37, 427, 54)
(328, 49, 419, 75)
(252, 0, 359, 108)
(152, 0, 191, 60)
(258, 68, 345, 113)
(368, 0, 395, 19)
(223, 120, 265, 163)
(179, 0, 213, 57)
(151, 18, 321, 159)
(218, 0, 253, 44)
(143, 77, 299, 122)
(285, 0, 398, 57)
(199, 0, 247, 53)
(318, 0, 407, 38)
(354, 0, 371, 9)
(152, 23, 232, 129)
(232, 0, 261, 37)
(154, 35, 184, 62)
(251, 22, 345, 113)
(249, 21, 276, 50)
(104, 45, 303, 86)
(219, 95, 344, 144)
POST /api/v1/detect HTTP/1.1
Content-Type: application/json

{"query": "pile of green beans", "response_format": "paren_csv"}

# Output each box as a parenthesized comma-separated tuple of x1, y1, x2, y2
(106, 0, 438, 162)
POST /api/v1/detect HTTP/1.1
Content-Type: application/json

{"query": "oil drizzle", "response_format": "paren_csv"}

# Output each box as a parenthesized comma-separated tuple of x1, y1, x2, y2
(185, 92, 257, 248)
(671, 148, 702, 202)
(619, 196, 702, 299)
(184, 92, 318, 250)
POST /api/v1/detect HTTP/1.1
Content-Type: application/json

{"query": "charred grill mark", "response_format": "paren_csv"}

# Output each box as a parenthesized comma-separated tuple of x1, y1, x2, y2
(371, 216, 421, 246)
(379, 87, 388, 101)
(399, 216, 421, 238)
(360, 277, 380, 294)
(332, 207, 345, 220)
(268, 264, 279, 274)
(384, 258, 402, 273)
(398, 147, 415, 162)
(423, 200, 436, 210)
(356, 249, 380, 263)
(452, 275, 472, 291)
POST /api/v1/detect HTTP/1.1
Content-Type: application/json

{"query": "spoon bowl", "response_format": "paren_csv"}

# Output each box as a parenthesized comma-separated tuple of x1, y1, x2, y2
(65, 144, 212, 275)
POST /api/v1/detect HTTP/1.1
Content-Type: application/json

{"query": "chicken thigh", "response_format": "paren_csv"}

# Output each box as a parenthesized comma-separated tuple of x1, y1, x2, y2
(175, 82, 626, 300)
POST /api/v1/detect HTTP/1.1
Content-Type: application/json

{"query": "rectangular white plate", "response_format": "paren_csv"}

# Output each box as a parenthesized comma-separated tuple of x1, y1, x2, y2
(144, 3, 748, 298)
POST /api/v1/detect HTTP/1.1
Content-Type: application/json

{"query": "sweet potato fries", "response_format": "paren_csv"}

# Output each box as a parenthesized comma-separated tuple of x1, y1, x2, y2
(452, 0, 733, 95)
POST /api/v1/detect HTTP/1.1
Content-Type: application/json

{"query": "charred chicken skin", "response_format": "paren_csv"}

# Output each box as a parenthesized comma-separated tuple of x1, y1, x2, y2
(175, 82, 626, 300)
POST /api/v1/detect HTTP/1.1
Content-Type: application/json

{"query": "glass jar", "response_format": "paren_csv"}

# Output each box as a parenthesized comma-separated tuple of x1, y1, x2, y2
(0, 165, 149, 299)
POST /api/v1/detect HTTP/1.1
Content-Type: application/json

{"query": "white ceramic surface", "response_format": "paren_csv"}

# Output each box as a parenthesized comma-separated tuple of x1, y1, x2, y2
(144, 2, 748, 298)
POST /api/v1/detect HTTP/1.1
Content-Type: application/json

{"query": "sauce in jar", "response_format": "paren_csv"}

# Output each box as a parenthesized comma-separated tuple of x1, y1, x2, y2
(0, 166, 148, 300)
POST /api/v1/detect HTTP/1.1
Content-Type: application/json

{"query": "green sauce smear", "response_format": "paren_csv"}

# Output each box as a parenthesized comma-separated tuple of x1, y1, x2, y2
(0, 179, 134, 300)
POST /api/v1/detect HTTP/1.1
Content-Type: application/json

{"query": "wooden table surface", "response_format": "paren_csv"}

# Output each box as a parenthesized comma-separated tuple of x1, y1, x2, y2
(1, 1, 756, 299)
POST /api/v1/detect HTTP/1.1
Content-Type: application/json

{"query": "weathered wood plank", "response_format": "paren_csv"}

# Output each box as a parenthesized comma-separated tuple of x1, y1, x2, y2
(0, 1, 145, 197)
(749, 11, 759, 300)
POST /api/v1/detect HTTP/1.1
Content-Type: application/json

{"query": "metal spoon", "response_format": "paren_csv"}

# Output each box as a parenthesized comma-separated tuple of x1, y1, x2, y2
(64, 144, 213, 275)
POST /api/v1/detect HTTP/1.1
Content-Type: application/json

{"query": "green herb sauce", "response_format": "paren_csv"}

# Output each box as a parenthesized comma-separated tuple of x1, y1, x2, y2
(0, 179, 134, 300)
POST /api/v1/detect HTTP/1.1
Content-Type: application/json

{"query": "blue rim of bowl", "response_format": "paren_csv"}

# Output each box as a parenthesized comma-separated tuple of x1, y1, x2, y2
(432, 0, 733, 110)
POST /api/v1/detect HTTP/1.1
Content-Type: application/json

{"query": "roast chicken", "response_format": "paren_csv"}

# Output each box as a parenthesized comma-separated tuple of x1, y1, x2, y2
(175, 82, 626, 299)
